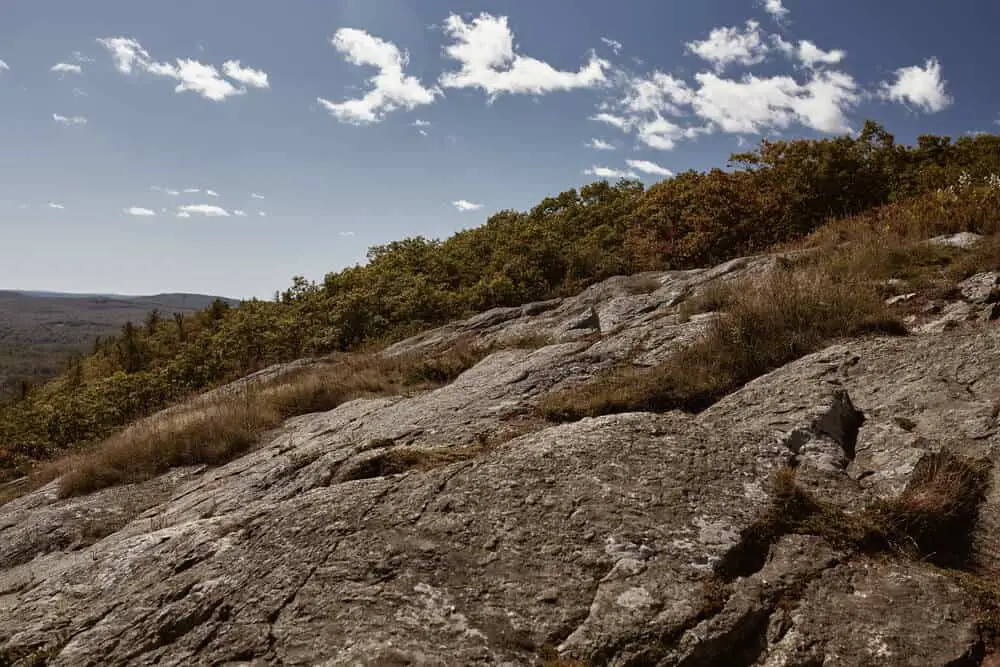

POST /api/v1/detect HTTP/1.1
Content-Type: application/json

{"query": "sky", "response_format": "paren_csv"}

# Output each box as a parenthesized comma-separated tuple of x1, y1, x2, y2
(0, 0, 995, 299)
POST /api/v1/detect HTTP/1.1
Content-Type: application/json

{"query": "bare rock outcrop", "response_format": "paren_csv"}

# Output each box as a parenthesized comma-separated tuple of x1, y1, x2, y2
(1, 252, 999, 665)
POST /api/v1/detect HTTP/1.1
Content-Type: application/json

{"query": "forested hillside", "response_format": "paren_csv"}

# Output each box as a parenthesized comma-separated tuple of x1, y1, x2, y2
(0, 292, 237, 399)
(1, 120, 999, 479)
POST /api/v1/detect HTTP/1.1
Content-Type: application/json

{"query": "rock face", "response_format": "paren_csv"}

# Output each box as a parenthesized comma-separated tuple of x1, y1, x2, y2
(1, 254, 999, 665)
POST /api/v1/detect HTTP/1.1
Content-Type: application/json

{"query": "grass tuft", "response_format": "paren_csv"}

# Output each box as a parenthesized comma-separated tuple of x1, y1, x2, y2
(541, 263, 905, 422)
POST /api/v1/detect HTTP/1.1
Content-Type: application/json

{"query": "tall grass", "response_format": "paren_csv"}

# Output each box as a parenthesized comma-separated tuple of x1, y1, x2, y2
(52, 342, 499, 497)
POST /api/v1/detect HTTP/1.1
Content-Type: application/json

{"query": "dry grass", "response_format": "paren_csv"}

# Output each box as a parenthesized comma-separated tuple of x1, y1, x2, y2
(51, 342, 500, 498)
(870, 451, 990, 567)
(541, 261, 905, 421)
(738, 453, 990, 575)
(543, 187, 1000, 423)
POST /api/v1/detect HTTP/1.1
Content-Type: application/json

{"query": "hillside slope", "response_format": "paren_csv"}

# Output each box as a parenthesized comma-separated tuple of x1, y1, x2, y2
(0, 292, 237, 398)
(1, 238, 999, 664)
(4, 123, 1000, 478)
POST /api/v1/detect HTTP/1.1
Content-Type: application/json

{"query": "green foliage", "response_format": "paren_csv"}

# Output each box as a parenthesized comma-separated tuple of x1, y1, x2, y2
(3, 122, 1000, 478)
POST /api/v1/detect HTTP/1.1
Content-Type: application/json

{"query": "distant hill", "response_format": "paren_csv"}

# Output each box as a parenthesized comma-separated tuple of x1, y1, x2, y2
(0, 290, 239, 396)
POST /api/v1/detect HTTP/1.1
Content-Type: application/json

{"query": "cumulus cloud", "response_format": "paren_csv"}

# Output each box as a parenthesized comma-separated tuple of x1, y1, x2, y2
(51, 63, 82, 75)
(692, 70, 859, 134)
(584, 165, 638, 180)
(98, 36, 269, 102)
(452, 199, 483, 212)
(176, 211, 191, 218)
(621, 71, 694, 115)
(0, 59, 8, 72)
(761, 0, 789, 21)
(145, 59, 245, 101)
(178, 204, 230, 217)
(53, 113, 87, 126)
(221, 60, 269, 88)
(772, 36, 845, 69)
(124, 207, 156, 216)
(601, 37, 623, 55)
(317, 28, 439, 124)
(880, 57, 953, 113)
(590, 75, 705, 151)
(439, 13, 609, 99)
(233, 209, 248, 216)
(205, 189, 219, 197)
(412, 119, 431, 127)
(626, 159, 674, 177)
(596, 62, 860, 148)
(586, 138, 616, 150)
(258, 211, 267, 217)
(48, 203, 65, 210)
(251, 192, 265, 199)
(686, 20, 769, 72)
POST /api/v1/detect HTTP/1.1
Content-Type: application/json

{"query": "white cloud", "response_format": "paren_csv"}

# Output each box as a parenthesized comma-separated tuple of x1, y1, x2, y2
(686, 20, 769, 72)
(222, 60, 269, 88)
(622, 71, 693, 115)
(601, 37, 623, 55)
(586, 138, 616, 151)
(0, 60, 8, 72)
(591, 74, 705, 151)
(797, 41, 846, 68)
(53, 113, 87, 126)
(233, 209, 248, 216)
(452, 199, 483, 212)
(590, 112, 633, 131)
(338, 231, 356, 237)
(205, 189, 219, 197)
(98, 36, 268, 102)
(124, 207, 156, 216)
(152, 186, 181, 196)
(772, 36, 845, 69)
(48, 203, 65, 210)
(251, 192, 265, 199)
(626, 159, 674, 177)
(178, 204, 230, 217)
(596, 62, 859, 148)
(97, 37, 150, 75)
(637, 116, 700, 150)
(146, 59, 245, 101)
(761, 0, 789, 21)
(183, 188, 201, 194)
(692, 69, 859, 134)
(439, 13, 609, 99)
(72, 87, 87, 97)
(51, 63, 82, 75)
(177, 211, 191, 218)
(584, 165, 638, 180)
(258, 211, 267, 217)
(318, 28, 439, 124)
(412, 119, 431, 127)
(880, 57, 953, 113)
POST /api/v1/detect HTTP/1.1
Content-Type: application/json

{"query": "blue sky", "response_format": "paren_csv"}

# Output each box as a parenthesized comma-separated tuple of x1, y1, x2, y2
(0, 0, 994, 299)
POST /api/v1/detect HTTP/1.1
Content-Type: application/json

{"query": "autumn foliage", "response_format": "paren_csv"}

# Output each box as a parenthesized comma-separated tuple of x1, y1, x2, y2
(2, 121, 999, 478)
